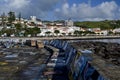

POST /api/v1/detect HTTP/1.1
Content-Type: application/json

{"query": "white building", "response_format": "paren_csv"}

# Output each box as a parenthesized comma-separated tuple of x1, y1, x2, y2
(113, 28, 120, 33)
(65, 19, 74, 27)
(30, 16, 36, 22)
(101, 30, 108, 35)
(27, 16, 43, 28)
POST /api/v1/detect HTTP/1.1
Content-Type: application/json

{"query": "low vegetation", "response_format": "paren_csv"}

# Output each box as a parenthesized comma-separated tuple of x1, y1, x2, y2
(74, 20, 120, 30)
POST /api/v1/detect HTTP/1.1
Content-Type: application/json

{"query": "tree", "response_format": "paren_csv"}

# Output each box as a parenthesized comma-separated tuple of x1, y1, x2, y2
(74, 30, 79, 36)
(1, 29, 15, 37)
(14, 23, 22, 36)
(18, 12, 21, 21)
(8, 11, 16, 25)
(45, 31, 51, 36)
(83, 31, 95, 35)
(25, 27, 41, 37)
(1, 12, 6, 27)
(108, 31, 113, 35)
(24, 28, 33, 36)
(68, 33, 72, 36)
(62, 33, 66, 36)
(32, 27, 41, 36)
(54, 30, 60, 36)
(15, 23, 22, 30)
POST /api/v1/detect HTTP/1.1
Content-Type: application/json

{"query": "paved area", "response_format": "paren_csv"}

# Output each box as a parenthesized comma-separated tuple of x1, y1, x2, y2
(0, 43, 51, 80)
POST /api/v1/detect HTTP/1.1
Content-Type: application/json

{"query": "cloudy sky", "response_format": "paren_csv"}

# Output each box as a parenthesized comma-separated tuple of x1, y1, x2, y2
(0, 0, 120, 21)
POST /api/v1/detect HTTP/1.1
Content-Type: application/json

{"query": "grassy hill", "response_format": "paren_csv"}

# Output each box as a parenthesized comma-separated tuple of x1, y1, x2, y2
(74, 20, 120, 30)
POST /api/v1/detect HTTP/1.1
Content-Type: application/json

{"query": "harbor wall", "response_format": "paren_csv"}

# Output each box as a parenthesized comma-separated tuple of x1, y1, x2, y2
(44, 39, 106, 80)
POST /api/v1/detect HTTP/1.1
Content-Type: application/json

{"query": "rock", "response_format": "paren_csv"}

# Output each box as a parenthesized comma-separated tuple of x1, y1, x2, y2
(71, 41, 120, 65)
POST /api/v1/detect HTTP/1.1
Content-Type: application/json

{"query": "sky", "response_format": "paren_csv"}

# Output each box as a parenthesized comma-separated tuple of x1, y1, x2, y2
(0, 0, 120, 21)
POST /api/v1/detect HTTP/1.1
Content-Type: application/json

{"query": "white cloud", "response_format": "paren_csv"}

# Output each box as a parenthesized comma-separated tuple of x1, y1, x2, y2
(0, 0, 119, 21)
(8, 0, 30, 9)
(55, 1, 120, 21)
(0, 0, 30, 10)
(0, 0, 59, 19)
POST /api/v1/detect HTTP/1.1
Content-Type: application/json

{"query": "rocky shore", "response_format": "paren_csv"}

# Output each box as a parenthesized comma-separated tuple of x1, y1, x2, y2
(71, 41, 120, 80)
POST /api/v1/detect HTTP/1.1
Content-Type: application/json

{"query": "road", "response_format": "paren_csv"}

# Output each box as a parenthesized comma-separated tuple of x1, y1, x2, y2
(0, 36, 120, 42)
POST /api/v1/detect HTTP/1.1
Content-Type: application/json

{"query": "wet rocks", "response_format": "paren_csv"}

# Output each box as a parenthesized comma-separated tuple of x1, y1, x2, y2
(71, 41, 120, 66)
(71, 41, 120, 80)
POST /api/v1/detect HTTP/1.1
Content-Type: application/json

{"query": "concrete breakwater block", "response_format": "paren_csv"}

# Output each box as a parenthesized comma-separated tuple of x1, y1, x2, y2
(25, 40, 36, 47)
(25, 40, 44, 48)
(31, 40, 37, 47)
(44, 39, 106, 80)
(37, 41, 44, 48)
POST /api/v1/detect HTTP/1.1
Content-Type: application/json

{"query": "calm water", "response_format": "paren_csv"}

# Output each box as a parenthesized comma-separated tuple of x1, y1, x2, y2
(69, 39, 120, 44)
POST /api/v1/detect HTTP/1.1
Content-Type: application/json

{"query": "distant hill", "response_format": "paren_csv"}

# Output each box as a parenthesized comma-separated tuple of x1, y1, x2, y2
(74, 20, 120, 30)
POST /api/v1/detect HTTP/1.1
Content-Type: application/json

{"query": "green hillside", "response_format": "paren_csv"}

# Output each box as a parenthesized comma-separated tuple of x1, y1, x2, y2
(74, 20, 120, 30)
